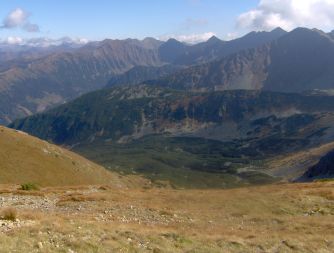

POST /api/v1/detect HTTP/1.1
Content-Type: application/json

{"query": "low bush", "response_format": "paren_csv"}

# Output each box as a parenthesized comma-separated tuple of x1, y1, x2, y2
(20, 183, 40, 191)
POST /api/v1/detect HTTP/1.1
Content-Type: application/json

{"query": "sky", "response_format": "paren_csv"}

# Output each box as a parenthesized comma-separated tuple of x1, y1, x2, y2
(1, 0, 334, 46)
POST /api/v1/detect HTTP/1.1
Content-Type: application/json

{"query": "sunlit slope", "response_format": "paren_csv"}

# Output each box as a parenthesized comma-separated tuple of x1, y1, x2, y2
(0, 126, 119, 186)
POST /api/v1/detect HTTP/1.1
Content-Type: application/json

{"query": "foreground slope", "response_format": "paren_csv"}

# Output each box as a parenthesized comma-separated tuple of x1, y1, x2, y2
(0, 126, 117, 186)
(0, 181, 333, 252)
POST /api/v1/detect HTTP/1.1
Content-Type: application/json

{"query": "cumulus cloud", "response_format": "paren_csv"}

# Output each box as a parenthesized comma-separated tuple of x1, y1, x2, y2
(1, 8, 40, 32)
(159, 32, 216, 44)
(237, 0, 334, 31)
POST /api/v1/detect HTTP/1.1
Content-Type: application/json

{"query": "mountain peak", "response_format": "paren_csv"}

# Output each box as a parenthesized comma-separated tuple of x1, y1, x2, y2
(207, 35, 222, 44)
(270, 27, 287, 35)
(165, 38, 184, 45)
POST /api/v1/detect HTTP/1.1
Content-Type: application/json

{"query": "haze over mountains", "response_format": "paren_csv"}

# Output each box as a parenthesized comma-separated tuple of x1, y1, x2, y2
(3, 27, 334, 126)
(4, 26, 334, 185)
(0, 28, 286, 124)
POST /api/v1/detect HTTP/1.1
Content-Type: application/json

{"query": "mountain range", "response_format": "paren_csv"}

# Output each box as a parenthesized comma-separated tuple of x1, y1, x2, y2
(148, 28, 334, 92)
(0, 28, 286, 125)
(4, 27, 334, 186)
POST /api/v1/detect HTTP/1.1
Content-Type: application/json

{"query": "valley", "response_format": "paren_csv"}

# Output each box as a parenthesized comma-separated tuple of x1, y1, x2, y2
(9, 85, 334, 187)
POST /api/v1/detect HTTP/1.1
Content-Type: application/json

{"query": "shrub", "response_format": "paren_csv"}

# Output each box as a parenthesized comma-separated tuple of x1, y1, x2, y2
(1, 208, 17, 221)
(20, 183, 40, 191)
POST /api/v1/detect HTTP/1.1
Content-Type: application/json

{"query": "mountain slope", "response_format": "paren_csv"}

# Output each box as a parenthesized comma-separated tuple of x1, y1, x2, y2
(10, 85, 334, 186)
(150, 28, 334, 92)
(0, 38, 163, 125)
(159, 28, 286, 66)
(0, 125, 118, 186)
(107, 64, 183, 87)
(301, 150, 334, 181)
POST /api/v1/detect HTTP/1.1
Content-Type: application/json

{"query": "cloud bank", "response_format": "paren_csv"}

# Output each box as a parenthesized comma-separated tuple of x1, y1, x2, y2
(0, 36, 89, 47)
(159, 32, 216, 44)
(237, 0, 334, 31)
(2, 8, 40, 32)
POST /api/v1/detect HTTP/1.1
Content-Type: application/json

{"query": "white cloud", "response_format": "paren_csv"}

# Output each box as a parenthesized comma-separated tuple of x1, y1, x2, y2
(226, 32, 238, 41)
(159, 32, 216, 44)
(2, 8, 40, 32)
(2, 8, 28, 28)
(6, 36, 24, 45)
(0, 36, 90, 47)
(237, 0, 334, 31)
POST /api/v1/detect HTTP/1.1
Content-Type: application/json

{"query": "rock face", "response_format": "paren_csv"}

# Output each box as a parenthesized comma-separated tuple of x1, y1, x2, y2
(301, 150, 334, 180)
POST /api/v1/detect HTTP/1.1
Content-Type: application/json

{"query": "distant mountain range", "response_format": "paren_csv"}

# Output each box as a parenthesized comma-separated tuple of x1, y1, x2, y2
(0, 28, 287, 124)
(148, 28, 334, 92)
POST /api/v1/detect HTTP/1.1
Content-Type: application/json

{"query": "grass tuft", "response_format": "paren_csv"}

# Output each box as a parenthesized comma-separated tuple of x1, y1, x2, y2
(1, 208, 17, 221)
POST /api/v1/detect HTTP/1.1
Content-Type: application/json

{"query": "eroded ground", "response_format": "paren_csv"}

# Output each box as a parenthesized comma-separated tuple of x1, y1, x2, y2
(0, 181, 333, 253)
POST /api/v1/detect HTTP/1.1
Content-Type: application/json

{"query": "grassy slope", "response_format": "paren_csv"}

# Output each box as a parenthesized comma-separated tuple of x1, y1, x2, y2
(0, 181, 333, 252)
(0, 126, 122, 186)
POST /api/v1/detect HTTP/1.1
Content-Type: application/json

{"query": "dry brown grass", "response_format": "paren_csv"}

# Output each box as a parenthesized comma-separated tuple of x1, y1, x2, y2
(0, 126, 121, 187)
(1, 207, 17, 221)
(56, 193, 107, 206)
(0, 181, 333, 252)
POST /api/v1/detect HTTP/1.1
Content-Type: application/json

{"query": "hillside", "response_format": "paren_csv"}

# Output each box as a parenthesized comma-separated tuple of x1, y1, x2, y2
(10, 85, 334, 186)
(301, 149, 334, 181)
(0, 126, 119, 186)
(150, 28, 334, 93)
(107, 64, 183, 87)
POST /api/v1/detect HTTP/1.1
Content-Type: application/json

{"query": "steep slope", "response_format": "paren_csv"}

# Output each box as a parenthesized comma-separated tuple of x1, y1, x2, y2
(0, 126, 118, 186)
(159, 28, 286, 66)
(264, 28, 334, 92)
(150, 44, 271, 90)
(107, 64, 184, 87)
(0, 38, 163, 125)
(301, 150, 334, 181)
(150, 28, 334, 92)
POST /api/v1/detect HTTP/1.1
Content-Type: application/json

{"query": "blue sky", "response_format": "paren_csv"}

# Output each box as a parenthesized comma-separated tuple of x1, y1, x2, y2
(0, 0, 258, 42)
(1, 0, 334, 44)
